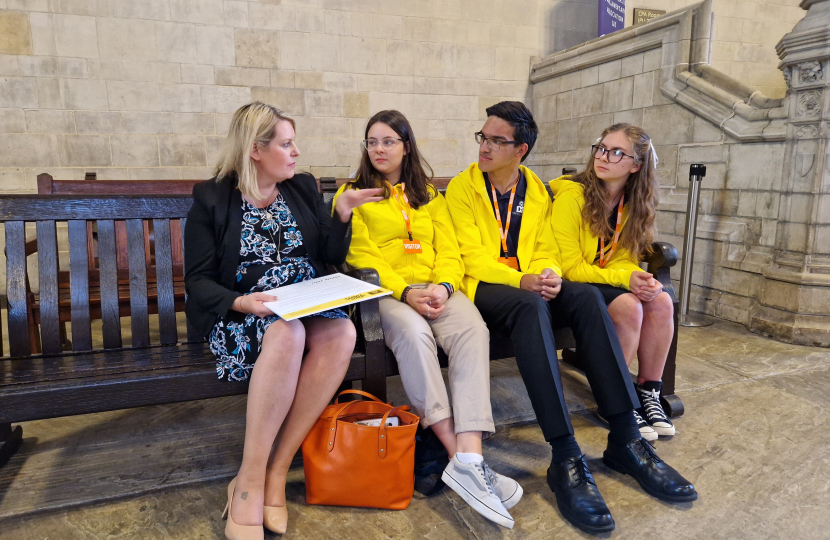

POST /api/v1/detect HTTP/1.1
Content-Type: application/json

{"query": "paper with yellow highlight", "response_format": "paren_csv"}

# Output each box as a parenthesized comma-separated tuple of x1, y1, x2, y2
(262, 273, 392, 321)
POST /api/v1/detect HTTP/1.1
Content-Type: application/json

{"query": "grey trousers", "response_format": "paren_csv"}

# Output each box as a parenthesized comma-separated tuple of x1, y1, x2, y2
(378, 293, 494, 434)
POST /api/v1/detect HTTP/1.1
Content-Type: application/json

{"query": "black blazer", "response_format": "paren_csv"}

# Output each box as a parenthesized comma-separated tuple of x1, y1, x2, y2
(184, 172, 352, 338)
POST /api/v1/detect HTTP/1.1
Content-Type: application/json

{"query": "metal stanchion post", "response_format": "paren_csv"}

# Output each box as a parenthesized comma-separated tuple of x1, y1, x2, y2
(678, 164, 713, 327)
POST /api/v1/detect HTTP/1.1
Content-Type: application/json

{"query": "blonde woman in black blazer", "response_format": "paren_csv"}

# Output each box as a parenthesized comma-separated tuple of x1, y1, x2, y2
(185, 102, 380, 540)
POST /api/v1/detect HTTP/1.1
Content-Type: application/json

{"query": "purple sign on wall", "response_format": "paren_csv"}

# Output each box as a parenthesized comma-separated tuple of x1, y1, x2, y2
(598, 0, 625, 37)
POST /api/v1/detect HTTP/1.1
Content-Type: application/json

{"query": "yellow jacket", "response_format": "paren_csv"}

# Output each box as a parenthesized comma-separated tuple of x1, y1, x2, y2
(549, 177, 641, 290)
(445, 163, 561, 301)
(334, 183, 464, 300)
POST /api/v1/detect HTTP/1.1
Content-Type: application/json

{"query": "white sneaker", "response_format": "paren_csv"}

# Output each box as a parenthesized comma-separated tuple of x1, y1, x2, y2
(442, 456, 514, 528)
(486, 468, 523, 510)
(634, 410, 659, 441)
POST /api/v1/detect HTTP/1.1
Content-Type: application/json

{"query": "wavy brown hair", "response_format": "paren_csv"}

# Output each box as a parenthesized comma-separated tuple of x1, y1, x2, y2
(571, 123, 659, 260)
(349, 110, 435, 209)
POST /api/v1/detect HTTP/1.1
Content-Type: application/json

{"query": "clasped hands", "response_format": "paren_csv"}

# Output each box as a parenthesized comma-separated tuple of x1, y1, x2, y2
(520, 268, 562, 300)
(629, 270, 662, 302)
(405, 284, 449, 320)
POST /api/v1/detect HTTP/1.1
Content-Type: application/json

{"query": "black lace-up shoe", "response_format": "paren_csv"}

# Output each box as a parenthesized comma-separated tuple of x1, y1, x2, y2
(603, 437, 698, 503)
(636, 381, 675, 436)
(547, 456, 615, 534)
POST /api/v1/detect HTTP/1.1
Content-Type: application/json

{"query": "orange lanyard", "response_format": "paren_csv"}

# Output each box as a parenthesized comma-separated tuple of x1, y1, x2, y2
(599, 197, 624, 268)
(391, 182, 414, 241)
(490, 184, 516, 256)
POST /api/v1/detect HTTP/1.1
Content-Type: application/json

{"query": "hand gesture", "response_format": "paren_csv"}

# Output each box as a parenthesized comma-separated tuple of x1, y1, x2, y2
(233, 292, 278, 317)
(406, 288, 445, 320)
(629, 271, 662, 302)
(335, 187, 384, 222)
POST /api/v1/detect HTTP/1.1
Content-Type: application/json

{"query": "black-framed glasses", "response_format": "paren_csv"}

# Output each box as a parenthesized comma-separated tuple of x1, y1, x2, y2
(362, 137, 404, 150)
(591, 145, 637, 163)
(475, 132, 522, 151)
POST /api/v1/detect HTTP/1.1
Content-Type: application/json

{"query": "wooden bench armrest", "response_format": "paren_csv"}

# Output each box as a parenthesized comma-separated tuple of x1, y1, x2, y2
(344, 267, 387, 400)
(644, 241, 678, 302)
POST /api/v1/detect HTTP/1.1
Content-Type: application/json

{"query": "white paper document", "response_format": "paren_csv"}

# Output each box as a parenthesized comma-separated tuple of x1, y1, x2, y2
(263, 273, 392, 321)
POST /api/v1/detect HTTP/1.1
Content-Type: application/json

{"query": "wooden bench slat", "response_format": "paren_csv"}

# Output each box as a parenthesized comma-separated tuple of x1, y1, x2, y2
(181, 217, 202, 343)
(126, 219, 150, 348)
(0, 195, 193, 221)
(153, 219, 178, 345)
(35, 221, 62, 355)
(96, 220, 122, 349)
(5, 222, 31, 357)
(67, 220, 93, 351)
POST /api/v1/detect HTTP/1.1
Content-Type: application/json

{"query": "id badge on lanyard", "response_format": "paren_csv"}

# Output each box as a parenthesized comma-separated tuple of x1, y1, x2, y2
(599, 197, 624, 268)
(393, 182, 422, 254)
(490, 184, 518, 270)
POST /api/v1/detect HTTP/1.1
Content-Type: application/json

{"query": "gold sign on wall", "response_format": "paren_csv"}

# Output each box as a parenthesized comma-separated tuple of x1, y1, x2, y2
(633, 8, 666, 25)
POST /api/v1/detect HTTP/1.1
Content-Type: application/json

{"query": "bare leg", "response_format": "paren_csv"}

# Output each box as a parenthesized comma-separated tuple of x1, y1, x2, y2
(263, 317, 356, 507)
(607, 293, 644, 366)
(635, 292, 673, 383)
(232, 319, 306, 526)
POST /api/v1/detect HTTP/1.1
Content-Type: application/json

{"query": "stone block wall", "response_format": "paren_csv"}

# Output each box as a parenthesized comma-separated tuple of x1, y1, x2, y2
(624, 0, 804, 98)
(0, 0, 610, 192)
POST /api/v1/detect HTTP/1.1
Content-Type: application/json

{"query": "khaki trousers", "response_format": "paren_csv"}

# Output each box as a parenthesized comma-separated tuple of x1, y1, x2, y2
(378, 293, 494, 434)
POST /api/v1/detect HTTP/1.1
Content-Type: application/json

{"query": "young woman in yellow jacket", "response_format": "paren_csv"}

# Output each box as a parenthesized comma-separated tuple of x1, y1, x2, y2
(550, 123, 676, 438)
(334, 110, 520, 528)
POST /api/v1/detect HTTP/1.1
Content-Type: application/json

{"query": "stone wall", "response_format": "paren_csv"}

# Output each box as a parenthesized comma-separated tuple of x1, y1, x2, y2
(625, 0, 803, 98)
(528, 0, 791, 328)
(0, 0, 609, 192)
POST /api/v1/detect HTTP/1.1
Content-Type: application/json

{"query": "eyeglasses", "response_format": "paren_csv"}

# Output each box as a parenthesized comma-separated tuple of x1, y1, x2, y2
(362, 137, 404, 150)
(591, 145, 637, 164)
(475, 132, 522, 151)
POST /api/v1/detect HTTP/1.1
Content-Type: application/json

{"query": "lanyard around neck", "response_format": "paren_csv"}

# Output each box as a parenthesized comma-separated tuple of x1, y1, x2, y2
(390, 182, 414, 241)
(489, 183, 516, 256)
(599, 196, 624, 268)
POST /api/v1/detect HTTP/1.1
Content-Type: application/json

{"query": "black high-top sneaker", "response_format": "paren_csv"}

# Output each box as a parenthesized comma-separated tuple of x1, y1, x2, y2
(636, 381, 675, 436)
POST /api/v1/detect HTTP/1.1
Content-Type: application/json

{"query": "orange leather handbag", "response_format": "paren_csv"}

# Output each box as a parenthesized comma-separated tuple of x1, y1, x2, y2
(302, 389, 420, 510)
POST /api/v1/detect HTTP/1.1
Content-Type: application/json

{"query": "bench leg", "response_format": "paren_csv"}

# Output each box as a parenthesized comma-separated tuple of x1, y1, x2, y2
(660, 301, 684, 418)
(0, 423, 23, 468)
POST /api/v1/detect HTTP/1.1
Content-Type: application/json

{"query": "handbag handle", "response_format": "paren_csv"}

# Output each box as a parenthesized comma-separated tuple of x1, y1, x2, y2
(333, 389, 385, 404)
(326, 401, 412, 457)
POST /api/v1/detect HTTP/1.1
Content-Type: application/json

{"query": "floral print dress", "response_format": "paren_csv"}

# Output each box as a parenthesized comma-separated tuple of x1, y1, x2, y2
(209, 194, 348, 382)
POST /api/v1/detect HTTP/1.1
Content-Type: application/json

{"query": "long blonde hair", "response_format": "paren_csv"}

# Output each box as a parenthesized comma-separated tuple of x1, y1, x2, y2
(214, 101, 296, 200)
(571, 123, 659, 260)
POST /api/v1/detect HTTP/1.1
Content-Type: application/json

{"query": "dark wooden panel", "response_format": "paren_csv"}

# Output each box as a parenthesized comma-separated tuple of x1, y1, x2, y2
(0, 195, 193, 221)
(153, 219, 177, 345)
(35, 221, 61, 355)
(46, 179, 202, 196)
(5, 221, 31, 357)
(126, 219, 150, 348)
(96, 220, 122, 349)
(181, 217, 202, 343)
(67, 220, 93, 351)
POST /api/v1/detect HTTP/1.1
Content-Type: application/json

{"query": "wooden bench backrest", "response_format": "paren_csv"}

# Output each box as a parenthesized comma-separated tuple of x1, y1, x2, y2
(36, 173, 202, 273)
(2, 195, 195, 358)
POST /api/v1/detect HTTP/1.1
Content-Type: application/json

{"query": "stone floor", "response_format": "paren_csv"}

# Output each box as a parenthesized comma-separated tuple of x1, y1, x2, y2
(1, 317, 829, 539)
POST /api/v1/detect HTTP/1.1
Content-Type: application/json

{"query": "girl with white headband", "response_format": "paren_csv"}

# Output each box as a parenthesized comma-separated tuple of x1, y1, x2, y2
(549, 123, 676, 440)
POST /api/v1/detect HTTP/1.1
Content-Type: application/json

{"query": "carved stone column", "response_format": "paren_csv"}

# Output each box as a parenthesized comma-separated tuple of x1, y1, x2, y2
(750, 0, 830, 345)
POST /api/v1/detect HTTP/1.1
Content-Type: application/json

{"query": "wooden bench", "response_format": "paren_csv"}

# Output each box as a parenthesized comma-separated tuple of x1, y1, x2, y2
(0, 194, 388, 468)
(20, 174, 204, 353)
(320, 177, 684, 418)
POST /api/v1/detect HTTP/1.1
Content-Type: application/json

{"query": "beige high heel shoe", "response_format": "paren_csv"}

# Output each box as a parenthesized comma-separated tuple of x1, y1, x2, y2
(263, 505, 288, 535)
(221, 478, 264, 540)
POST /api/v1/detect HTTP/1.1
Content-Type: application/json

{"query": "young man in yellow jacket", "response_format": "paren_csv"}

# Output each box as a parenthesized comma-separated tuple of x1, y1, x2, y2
(445, 101, 696, 534)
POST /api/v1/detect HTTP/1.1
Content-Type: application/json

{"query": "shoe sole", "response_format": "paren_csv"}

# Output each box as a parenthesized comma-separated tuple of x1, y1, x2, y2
(640, 427, 658, 441)
(546, 470, 615, 535)
(501, 482, 523, 510)
(442, 470, 515, 529)
(601, 453, 698, 503)
(652, 425, 675, 437)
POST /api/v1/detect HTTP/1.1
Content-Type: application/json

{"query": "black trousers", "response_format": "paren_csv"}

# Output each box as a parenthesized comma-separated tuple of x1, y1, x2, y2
(474, 280, 638, 441)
